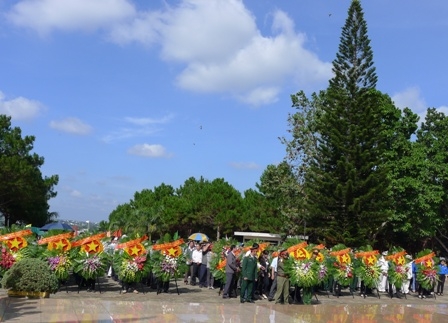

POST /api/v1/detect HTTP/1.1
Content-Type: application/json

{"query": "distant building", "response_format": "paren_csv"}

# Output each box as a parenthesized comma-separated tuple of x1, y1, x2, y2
(233, 231, 282, 245)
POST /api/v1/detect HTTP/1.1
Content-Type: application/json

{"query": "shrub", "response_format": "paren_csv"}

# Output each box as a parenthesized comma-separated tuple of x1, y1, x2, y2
(1, 258, 59, 293)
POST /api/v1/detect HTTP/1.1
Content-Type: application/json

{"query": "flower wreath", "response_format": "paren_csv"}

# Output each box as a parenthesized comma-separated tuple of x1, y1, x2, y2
(113, 236, 151, 283)
(39, 232, 75, 281)
(415, 249, 438, 291)
(72, 232, 110, 280)
(329, 244, 354, 287)
(354, 246, 381, 288)
(0, 227, 41, 276)
(386, 248, 408, 289)
(150, 233, 187, 283)
(285, 243, 329, 288)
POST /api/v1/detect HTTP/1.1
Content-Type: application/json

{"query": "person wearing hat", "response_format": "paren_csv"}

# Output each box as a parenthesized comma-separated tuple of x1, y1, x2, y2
(436, 257, 448, 296)
(240, 245, 258, 303)
(402, 254, 413, 294)
(377, 251, 389, 293)
(273, 250, 290, 304)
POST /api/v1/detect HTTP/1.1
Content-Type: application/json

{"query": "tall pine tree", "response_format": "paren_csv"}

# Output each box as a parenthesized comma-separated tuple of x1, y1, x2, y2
(305, 0, 391, 246)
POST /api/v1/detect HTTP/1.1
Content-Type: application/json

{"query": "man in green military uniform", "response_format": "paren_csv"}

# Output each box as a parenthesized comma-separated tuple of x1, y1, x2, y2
(240, 246, 258, 303)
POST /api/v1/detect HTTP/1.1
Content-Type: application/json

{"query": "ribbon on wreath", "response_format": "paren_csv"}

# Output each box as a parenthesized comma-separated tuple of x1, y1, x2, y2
(116, 236, 148, 257)
(0, 229, 33, 252)
(355, 250, 379, 266)
(152, 238, 184, 258)
(386, 251, 407, 265)
(330, 248, 352, 264)
(71, 232, 107, 254)
(287, 242, 308, 260)
(414, 252, 435, 268)
(216, 259, 227, 270)
(38, 232, 74, 252)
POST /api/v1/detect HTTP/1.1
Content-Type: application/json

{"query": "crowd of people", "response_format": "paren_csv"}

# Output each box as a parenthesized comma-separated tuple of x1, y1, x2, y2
(98, 235, 448, 304)
(180, 241, 448, 304)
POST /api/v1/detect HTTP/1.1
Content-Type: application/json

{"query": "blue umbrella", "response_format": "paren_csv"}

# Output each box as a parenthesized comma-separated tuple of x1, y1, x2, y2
(188, 232, 209, 242)
(40, 222, 74, 231)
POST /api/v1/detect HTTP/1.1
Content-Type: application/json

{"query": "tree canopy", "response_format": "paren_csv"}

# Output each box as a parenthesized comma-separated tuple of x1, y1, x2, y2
(0, 115, 59, 227)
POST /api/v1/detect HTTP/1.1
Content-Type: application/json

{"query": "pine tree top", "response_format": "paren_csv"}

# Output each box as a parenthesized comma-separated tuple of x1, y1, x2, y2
(329, 0, 377, 96)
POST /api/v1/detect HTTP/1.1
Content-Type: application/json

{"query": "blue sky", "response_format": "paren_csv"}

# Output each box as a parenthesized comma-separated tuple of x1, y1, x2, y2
(1, 0, 447, 224)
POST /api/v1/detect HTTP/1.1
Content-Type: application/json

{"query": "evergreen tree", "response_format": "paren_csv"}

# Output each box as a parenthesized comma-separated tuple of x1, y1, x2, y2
(0, 115, 58, 226)
(305, 0, 391, 246)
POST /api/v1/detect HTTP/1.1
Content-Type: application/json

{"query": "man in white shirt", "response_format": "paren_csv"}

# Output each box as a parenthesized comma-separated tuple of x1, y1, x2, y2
(191, 243, 203, 286)
(268, 252, 278, 301)
(377, 251, 389, 292)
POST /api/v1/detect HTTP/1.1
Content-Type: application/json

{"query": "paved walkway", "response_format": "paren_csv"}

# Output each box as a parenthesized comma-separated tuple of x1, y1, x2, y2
(1, 277, 448, 322)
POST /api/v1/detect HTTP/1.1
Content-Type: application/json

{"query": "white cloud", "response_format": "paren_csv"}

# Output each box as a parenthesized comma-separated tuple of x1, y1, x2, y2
(0, 91, 43, 120)
(7, 0, 136, 35)
(392, 87, 427, 113)
(7, 0, 332, 106)
(229, 161, 260, 170)
(165, 7, 332, 105)
(236, 86, 280, 106)
(102, 114, 173, 142)
(392, 87, 448, 124)
(108, 10, 163, 46)
(159, 0, 257, 64)
(70, 190, 82, 198)
(437, 106, 448, 116)
(102, 127, 161, 143)
(49, 117, 93, 135)
(392, 87, 428, 124)
(127, 143, 172, 158)
(124, 114, 173, 126)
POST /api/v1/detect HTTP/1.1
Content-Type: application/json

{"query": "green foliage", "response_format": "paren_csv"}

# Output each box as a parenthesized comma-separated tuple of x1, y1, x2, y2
(150, 250, 187, 283)
(210, 252, 226, 283)
(0, 115, 59, 227)
(282, 1, 394, 247)
(415, 249, 438, 290)
(353, 245, 381, 288)
(100, 0, 448, 253)
(1, 257, 59, 293)
(356, 263, 381, 288)
(73, 252, 110, 280)
(257, 162, 303, 235)
(113, 250, 151, 283)
(285, 257, 327, 288)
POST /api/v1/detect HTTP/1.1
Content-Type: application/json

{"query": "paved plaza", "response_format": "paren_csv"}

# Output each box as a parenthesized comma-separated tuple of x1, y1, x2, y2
(1, 277, 448, 322)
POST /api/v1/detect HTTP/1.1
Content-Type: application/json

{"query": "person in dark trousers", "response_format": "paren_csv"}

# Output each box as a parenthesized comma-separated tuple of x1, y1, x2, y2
(268, 252, 278, 301)
(258, 250, 270, 299)
(222, 245, 240, 298)
(436, 258, 448, 296)
(240, 246, 258, 303)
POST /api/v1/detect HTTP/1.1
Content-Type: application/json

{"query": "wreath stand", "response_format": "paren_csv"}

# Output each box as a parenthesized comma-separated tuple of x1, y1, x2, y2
(333, 281, 355, 298)
(119, 280, 147, 294)
(156, 275, 180, 295)
(375, 282, 381, 299)
(77, 275, 102, 294)
(387, 282, 407, 299)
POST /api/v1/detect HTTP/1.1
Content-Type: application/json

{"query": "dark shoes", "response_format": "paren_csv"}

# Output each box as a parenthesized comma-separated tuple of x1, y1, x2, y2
(222, 295, 229, 299)
(240, 299, 254, 303)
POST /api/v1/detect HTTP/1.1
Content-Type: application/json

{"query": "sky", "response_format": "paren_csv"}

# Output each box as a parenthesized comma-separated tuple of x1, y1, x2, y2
(1, 0, 447, 224)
